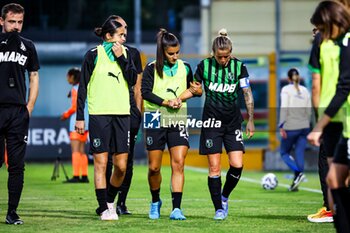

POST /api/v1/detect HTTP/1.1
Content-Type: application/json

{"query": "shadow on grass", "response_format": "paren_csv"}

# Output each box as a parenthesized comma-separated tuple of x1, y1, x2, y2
(240, 214, 302, 221)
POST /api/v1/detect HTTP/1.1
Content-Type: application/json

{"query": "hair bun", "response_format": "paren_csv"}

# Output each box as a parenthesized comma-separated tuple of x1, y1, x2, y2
(218, 28, 228, 36)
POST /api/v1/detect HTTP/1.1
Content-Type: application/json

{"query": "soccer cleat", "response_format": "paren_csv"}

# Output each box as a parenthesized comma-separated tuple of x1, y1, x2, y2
(307, 207, 333, 223)
(149, 200, 162, 219)
(116, 205, 131, 215)
(213, 209, 227, 220)
(80, 176, 89, 183)
(288, 173, 305, 191)
(107, 202, 116, 214)
(95, 207, 101, 216)
(100, 209, 118, 221)
(5, 210, 24, 225)
(169, 208, 186, 220)
(222, 199, 229, 216)
(63, 176, 80, 183)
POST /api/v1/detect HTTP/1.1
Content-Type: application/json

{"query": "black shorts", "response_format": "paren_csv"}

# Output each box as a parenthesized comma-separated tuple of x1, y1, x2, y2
(322, 122, 343, 157)
(199, 123, 244, 155)
(333, 136, 350, 166)
(89, 115, 130, 154)
(145, 126, 189, 151)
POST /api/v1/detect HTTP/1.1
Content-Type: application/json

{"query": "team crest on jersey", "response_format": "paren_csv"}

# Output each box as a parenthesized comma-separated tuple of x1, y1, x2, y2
(146, 136, 153, 146)
(93, 138, 101, 148)
(206, 139, 213, 148)
(227, 72, 234, 80)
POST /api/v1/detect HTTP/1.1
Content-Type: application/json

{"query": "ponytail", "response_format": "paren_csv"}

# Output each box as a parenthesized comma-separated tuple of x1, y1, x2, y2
(155, 28, 179, 78)
(287, 68, 300, 93)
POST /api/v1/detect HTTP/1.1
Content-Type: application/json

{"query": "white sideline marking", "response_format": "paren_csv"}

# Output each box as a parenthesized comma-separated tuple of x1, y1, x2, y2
(186, 166, 322, 194)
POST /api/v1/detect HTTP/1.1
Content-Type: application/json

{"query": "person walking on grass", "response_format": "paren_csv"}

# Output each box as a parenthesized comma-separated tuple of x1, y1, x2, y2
(0, 3, 40, 225)
(306, 0, 350, 224)
(104, 15, 143, 215)
(141, 28, 202, 220)
(308, 1, 350, 232)
(75, 16, 137, 221)
(194, 28, 255, 220)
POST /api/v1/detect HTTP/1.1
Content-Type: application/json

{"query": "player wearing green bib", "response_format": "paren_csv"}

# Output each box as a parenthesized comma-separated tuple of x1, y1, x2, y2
(308, 1, 350, 231)
(142, 29, 202, 220)
(76, 16, 137, 221)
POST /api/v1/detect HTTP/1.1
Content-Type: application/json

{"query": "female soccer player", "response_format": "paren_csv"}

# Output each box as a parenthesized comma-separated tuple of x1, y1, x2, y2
(61, 68, 89, 183)
(279, 68, 311, 191)
(194, 29, 255, 220)
(75, 16, 137, 220)
(307, 0, 350, 223)
(307, 1, 350, 231)
(142, 28, 202, 220)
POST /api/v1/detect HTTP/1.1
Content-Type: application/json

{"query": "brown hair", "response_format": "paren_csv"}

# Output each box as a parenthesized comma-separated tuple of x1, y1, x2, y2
(67, 67, 81, 85)
(337, 0, 350, 10)
(287, 68, 300, 93)
(155, 28, 179, 78)
(1, 3, 24, 19)
(310, 0, 350, 40)
(94, 16, 123, 40)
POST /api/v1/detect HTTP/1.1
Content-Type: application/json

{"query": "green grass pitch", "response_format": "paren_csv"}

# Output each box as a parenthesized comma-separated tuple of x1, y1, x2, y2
(0, 163, 334, 233)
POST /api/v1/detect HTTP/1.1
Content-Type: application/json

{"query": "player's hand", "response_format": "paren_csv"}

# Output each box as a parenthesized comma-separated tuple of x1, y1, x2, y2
(307, 130, 322, 146)
(279, 128, 287, 139)
(168, 98, 181, 109)
(112, 42, 123, 58)
(75, 120, 85, 135)
(60, 114, 67, 121)
(246, 119, 255, 139)
(26, 105, 33, 117)
(189, 81, 202, 95)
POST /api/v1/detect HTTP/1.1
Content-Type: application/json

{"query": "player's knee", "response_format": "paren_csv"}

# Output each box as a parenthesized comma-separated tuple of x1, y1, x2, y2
(149, 166, 161, 176)
(114, 166, 126, 178)
(209, 166, 220, 176)
(7, 162, 25, 173)
(326, 173, 338, 189)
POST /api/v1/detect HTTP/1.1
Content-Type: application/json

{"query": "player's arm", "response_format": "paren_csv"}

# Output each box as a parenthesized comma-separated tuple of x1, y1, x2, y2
(133, 49, 143, 113)
(134, 73, 143, 112)
(116, 49, 137, 87)
(242, 86, 255, 139)
(76, 50, 94, 134)
(61, 88, 77, 120)
(27, 71, 39, 116)
(239, 63, 254, 138)
(278, 88, 288, 139)
(308, 33, 321, 118)
(178, 63, 202, 102)
(311, 73, 321, 111)
(141, 63, 170, 107)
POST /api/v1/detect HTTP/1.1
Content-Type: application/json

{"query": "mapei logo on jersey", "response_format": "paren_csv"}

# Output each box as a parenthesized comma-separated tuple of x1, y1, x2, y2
(208, 82, 237, 93)
(0, 51, 28, 66)
(143, 110, 161, 129)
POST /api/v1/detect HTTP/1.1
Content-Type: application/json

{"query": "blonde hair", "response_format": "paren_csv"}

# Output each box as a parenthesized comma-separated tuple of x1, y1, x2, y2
(212, 28, 232, 54)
